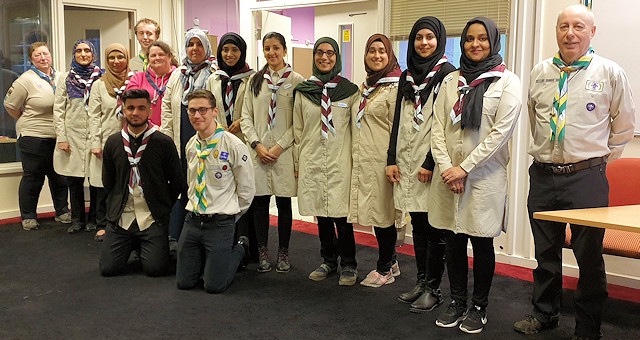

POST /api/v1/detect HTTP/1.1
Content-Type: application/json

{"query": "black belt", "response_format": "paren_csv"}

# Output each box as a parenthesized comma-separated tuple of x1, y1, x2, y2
(188, 212, 234, 223)
(533, 156, 607, 175)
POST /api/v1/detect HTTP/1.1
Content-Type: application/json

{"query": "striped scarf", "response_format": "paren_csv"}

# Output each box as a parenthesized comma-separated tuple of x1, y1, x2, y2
(310, 75, 341, 139)
(407, 57, 448, 131)
(214, 69, 255, 126)
(194, 127, 225, 212)
(450, 64, 506, 126)
(121, 124, 157, 195)
(551, 48, 593, 142)
(355, 75, 400, 128)
(114, 71, 135, 118)
(264, 65, 292, 130)
(68, 66, 102, 109)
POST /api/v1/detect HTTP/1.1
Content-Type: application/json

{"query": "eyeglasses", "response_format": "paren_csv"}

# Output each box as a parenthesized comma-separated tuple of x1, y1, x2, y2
(314, 49, 336, 58)
(187, 107, 212, 116)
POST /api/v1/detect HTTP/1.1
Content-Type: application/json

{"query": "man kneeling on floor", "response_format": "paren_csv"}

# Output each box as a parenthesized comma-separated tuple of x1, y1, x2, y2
(99, 89, 185, 276)
(176, 89, 255, 293)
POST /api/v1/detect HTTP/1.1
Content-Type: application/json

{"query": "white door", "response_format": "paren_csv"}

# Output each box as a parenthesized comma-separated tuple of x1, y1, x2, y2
(255, 10, 292, 70)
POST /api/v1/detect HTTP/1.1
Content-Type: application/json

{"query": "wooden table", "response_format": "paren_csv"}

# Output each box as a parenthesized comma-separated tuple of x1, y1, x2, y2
(533, 205, 640, 233)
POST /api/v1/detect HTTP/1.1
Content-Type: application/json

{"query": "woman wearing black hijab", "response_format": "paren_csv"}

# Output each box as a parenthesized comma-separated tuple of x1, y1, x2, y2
(387, 16, 455, 312)
(430, 17, 522, 334)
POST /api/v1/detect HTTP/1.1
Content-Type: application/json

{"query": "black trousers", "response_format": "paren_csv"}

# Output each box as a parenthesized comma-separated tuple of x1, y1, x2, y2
(317, 217, 357, 270)
(253, 195, 292, 249)
(99, 220, 169, 277)
(410, 212, 446, 290)
(67, 176, 86, 222)
(373, 225, 396, 273)
(528, 162, 608, 338)
(445, 231, 495, 309)
(17, 136, 68, 219)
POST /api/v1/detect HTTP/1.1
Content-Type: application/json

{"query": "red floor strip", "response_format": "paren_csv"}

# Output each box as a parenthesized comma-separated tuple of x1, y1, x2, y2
(280, 216, 640, 304)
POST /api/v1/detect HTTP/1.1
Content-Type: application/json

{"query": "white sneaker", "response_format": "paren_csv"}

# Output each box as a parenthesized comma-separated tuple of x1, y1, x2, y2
(54, 212, 72, 224)
(21, 219, 39, 230)
(360, 269, 395, 288)
(391, 261, 401, 277)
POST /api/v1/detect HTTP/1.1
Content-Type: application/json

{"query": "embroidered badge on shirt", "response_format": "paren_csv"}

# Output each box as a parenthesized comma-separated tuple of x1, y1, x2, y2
(585, 80, 603, 92)
(215, 172, 222, 179)
(213, 150, 219, 158)
(586, 103, 596, 111)
(242, 155, 248, 162)
(337, 102, 347, 108)
(222, 165, 228, 170)
(284, 83, 292, 89)
(219, 151, 229, 161)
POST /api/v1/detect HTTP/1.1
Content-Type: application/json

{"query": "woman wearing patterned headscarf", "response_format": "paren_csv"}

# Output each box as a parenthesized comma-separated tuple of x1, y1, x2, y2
(241, 32, 304, 273)
(161, 28, 218, 241)
(430, 17, 521, 334)
(388, 16, 455, 313)
(294, 37, 359, 286)
(348, 33, 403, 288)
(88, 43, 131, 241)
(53, 39, 103, 234)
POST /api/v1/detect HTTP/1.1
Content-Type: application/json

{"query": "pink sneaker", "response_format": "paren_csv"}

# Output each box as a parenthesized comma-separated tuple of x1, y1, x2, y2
(360, 269, 395, 288)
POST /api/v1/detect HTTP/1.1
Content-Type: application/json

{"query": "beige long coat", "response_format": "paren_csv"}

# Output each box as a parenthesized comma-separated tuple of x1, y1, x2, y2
(429, 70, 521, 238)
(53, 72, 91, 177)
(392, 90, 437, 212)
(293, 92, 359, 217)
(207, 73, 252, 142)
(161, 69, 187, 156)
(87, 79, 123, 187)
(241, 71, 304, 197)
(348, 83, 398, 227)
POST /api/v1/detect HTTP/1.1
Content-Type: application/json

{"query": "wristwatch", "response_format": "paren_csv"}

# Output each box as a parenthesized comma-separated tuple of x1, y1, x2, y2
(250, 141, 261, 149)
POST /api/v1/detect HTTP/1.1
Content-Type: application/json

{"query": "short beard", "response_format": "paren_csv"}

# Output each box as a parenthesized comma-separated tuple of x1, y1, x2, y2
(126, 118, 148, 128)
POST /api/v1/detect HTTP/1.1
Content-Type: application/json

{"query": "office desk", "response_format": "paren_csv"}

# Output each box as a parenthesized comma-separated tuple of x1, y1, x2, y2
(533, 205, 640, 233)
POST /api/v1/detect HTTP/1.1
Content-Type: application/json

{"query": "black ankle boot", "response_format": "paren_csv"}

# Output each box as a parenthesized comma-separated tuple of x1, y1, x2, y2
(409, 288, 443, 313)
(398, 279, 426, 303)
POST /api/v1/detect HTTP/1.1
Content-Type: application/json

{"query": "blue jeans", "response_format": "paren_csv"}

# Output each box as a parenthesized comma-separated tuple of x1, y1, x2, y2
(176, 212, 245, 293)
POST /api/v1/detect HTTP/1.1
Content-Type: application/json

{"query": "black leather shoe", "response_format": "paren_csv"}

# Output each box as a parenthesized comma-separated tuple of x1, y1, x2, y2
(410, 289, 443, 313)
(237, 236, 250, 269)
(398, 279, 426, 303)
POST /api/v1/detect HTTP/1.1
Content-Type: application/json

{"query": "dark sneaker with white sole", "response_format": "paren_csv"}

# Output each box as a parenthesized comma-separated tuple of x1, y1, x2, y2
(459, 305, 487, 334)
(435, 300, 467, 328)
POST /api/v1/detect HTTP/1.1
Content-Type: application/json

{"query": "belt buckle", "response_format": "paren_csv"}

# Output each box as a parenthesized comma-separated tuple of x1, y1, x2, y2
(551, 164, 573, 174)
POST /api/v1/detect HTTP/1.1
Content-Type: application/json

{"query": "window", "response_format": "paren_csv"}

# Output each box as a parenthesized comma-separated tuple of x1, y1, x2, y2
(0, 0, 52, 163)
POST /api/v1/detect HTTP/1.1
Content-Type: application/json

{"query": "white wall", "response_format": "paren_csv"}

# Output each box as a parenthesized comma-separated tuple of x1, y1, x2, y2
(63, 10, 129, 67)
(313, 0, 378, 85)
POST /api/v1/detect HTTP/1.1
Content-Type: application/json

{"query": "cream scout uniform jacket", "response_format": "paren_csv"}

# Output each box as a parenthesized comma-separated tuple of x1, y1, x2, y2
(53, 72, 92, 177)
(429, 70, 522, 238)
(393, 88, 437, 213)
(185, 130, 255, 217)
(3, 69, 61, 139)
(293, 92, 359, 217)
(348, 83, 398, 227)
(87, 79, 123, 187)
(241, 70, 304, 197)
(528, 55, 635, 164)
(207, 73, 252, 142)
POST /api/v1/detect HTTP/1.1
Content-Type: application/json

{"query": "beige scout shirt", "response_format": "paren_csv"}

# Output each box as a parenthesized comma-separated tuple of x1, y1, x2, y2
(3, 69, 61, 139)
(53, 72, 92, 177)
(119, 127, 155, 231)
(348, 83, 398, 227)
(87, 79, 123, 187)
(161, 69, 187, 156)
(185, 128, 255, 218)
(293, 92, 359, 217)
(241, 69, 305, 197)
(129, 52, 145, 73)
(207, 71, 253, 142)
(429, 70, 522, 238)
(392, 88, 437, 213)
(528, 55, 635, 164)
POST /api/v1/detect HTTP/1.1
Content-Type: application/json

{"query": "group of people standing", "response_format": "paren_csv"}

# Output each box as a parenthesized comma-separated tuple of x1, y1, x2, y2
(3, 4, 635, 339)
